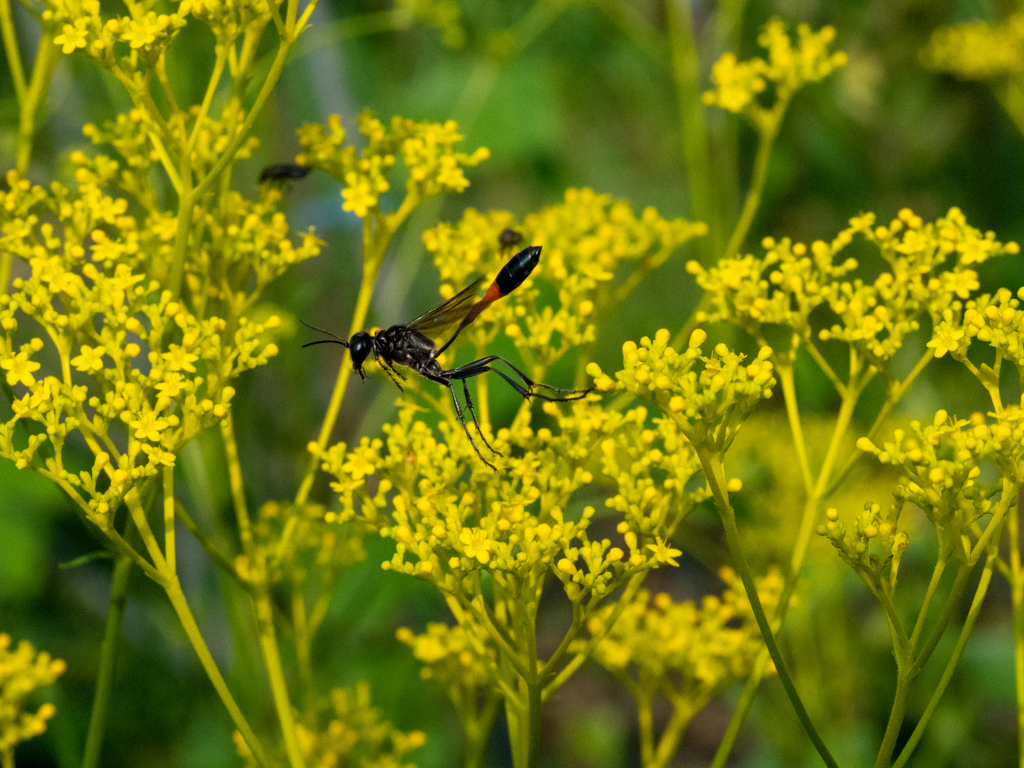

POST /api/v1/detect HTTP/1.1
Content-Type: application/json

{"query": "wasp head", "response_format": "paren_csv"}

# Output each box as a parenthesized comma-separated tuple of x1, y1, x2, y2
(348, 332, 373, 378)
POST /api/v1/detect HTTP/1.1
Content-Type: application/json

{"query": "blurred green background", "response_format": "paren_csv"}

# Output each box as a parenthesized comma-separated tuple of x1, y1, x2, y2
(2, 0, 1022, 766)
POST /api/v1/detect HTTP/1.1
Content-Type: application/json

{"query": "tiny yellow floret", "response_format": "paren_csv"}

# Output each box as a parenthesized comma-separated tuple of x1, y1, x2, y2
(557, 558, 577, 575)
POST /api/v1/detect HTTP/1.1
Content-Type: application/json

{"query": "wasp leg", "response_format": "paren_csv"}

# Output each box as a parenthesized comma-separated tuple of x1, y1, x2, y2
(423, 373, 499, 471)
(443, 355, 591, 402)
(455, 376, 502, 458)
(374, 351, 408, 391)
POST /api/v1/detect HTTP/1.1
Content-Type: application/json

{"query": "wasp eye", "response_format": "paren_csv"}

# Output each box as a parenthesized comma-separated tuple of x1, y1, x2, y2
(348, 332, 372, 372)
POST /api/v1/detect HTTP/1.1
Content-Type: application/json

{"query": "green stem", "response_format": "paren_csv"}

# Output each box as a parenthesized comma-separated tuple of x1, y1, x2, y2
(463, 691, 500, 768)
(874, 672, 912, 768)
(697, 443, 838, 768)
(220, 415, 254, 554)
(721, 101, 787, 261)
(708, 649, 771, 768)
(637, 688, 655, 767)
(651, 698, 695, 768)
(826, 350, 933, 499)
(292, 581, 314, 710)
(524, 678, 542, 768)
(15, 30, 58, 174)
(873, 574, 909, 654)
(122, 489, 169, 576)
(777, 359, 814, 494)
(254, 582, 306, 768)
(1011, 494, 1024, 760)
(0, 0, 26, 103)
(913, 561, 966, 671)
(187, 43, 230, 153)
(665, 0, 719, 260)
(511, 586, 542, 768)
(542, 572, 647, 696)
(220, 416, 304, 768)
(162, 463, 176, 572)
(163, 577, 272, 768)
(81, 555, 132, 768)
(891, 534, 999, 768)
(167, 143, 194, 301)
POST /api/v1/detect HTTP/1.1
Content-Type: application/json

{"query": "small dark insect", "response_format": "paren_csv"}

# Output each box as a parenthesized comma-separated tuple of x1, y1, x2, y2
(259, 163, 311, 183)
(303, 246, 589, 469)
(498, 227, 524, 251)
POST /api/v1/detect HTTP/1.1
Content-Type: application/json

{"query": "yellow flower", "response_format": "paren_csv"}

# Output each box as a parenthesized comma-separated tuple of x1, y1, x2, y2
(341, 173, 381, 218)
(646, 537, 682, 566)
(0, 634, 66, 752)
(142, 444, 176, 466)
(341, 451, 377, 480)
(130, 410, 169, 442)
(54, 22, 88, 54)
(2, 352, 41, 387)
(703, 53, 766, 113)
(71, 345, 107, 374)
(435, 155, 469, 192)
(927, 323, 965, 358)
(943, 269, 980, 299)
(459, 527, 493, 564)
(119, 16, 160, 48)
(155, 373, 186, 399)
(162, 346, 199, 373)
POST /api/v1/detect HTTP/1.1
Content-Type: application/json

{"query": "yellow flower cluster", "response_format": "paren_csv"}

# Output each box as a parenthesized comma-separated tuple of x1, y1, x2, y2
(81, 100, 262, 195)
(46, 0, 277, 65)
(922, 13, 1024, 79)
(397, 621, 494, 691)
(46, 0, 188, 63)
(928, 286, 1024, 367)
(818, 502, 910, 585)
(856, 409, 1022, 536)
(0, 167, 304, 528)
(422, 188, 705, 368)
(234, 682, 426, 768)
(0, 634, 66, 757)
(233, 501, 367, 589)
(587, 329, 776, 436)
(687, 234, 859, 337)
(318, 398, 700, 602)
(688, 207, 1019, 365)
(591, 405, 709, 539)
(181, 0, 278, 42)
(703, 19, 847, 120)
(71, 147, 319, 305)
(297, 112, 490, 219)
(583, 568, 780, 700)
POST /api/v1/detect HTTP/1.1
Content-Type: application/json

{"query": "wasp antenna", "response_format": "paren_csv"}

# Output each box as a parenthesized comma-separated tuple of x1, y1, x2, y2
(302, 339, 349, 348)
(300, 320, 350, 348)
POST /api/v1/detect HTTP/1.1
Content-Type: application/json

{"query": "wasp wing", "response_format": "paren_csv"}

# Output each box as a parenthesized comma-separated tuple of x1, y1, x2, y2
(405, 277, 485, 337)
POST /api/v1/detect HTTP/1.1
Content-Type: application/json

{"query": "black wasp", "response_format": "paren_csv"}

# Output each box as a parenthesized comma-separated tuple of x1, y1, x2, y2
(259, 163, 311, 183)
(303, 246, 589, 469)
